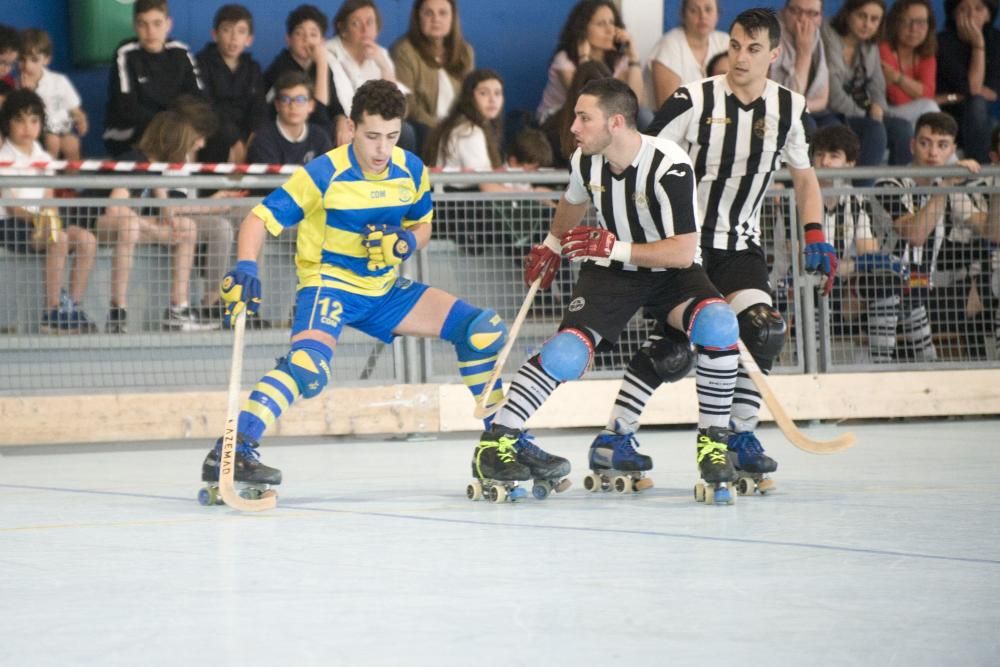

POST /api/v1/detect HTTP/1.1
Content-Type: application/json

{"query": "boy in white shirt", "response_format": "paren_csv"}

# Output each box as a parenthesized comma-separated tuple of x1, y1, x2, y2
(16, 29, 88, 161)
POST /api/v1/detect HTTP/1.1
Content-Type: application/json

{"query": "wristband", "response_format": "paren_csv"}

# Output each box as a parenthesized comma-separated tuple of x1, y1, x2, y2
(235, 259, 259, 278)
(803, 222, 826, 246)
(609, 240, 632, 263)
(542, 232, 562, 252)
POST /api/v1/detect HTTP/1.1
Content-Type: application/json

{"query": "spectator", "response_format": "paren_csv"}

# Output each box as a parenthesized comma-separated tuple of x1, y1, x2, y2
(823, 0, 914, 166)
(248, 70, 333, 165)
(541, 59, 612, 168)
(195, 3, 269, 164)
(706, 50, 730, 76)
(506, 127, 554, 172)
(647, 0, 729, 107)
(772, 0, 830, 117)
(536, 0, 642, 125)
(0, 90, 97, 333)
(16, 29, 88, 161)
(936, 0, 1000, 163)
(390, 0, 474, 150)
(0, 24, 19, 104)
(265, 4, 349, 148)
(879, 0, 941, 130)
(95, 111, 223, 332)
(875, 111, 991, 360)
(326, 0, 416, 152)
(103, 0, 205, 157)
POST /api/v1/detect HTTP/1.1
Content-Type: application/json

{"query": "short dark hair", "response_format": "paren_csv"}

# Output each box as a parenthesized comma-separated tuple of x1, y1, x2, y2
(509, 128, 554, 167)
(134, 0, 169, 19)
(0, 24, 20, 55)
(0, 88, 46, 137)
(579, 77, 639, 128)
(214, 4, 254, 33)
(287, 4, 327, 37)
(334, 0, 382, 35)
(351, 79, 405, 124)
(731, 8, 781, 49)
(811, 124, 861, 164)
(706, 51, 729, 76)
(273, 70, 314, 97)
(173, 94, 220, 140)
(19, 28, 52, 58)
(914, 111, 959, 139)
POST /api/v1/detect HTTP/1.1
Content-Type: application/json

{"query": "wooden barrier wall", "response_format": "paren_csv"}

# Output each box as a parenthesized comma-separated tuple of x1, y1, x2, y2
(2, 369, 998, 446)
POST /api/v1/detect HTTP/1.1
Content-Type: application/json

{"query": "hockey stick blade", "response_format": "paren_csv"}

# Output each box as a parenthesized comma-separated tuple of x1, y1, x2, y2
(220, 310, 278, 511)
(738, 340, 856, 454)
(472, 278, 542, 420)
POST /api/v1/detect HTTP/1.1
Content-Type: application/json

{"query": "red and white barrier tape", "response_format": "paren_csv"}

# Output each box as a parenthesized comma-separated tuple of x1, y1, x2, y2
(0, 159, 299, 174)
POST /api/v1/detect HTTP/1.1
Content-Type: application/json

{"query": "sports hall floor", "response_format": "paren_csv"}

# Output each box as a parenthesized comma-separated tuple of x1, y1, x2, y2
(1, 418, 997, 665)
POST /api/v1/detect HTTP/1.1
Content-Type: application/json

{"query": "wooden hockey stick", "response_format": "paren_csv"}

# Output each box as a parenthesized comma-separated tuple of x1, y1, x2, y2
(220, 310, 278, 511)
(472, 278, 542, 420)
(737, 340, 856, 454)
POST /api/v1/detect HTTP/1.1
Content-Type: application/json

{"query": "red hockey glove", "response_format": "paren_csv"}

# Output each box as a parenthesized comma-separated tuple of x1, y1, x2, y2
(560, 226, 632, 263)
(524, 233, 562, 288)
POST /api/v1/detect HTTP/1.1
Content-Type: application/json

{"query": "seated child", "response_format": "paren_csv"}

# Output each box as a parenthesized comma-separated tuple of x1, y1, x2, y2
(247, 70, 332, 165)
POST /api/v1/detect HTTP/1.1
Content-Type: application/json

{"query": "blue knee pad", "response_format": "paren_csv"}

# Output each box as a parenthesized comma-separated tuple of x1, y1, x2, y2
(283, 339, 333, 398)
(539, 328, 593, 381)
(686, 298, 738, 350)
(441, 301, 507, 358)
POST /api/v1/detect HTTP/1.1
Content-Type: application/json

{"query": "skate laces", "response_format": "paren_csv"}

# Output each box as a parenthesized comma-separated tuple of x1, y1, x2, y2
(513, 431, 544, 458)
(236, 440, 261, 462)
(495, 437, 518, 463)
(697, 435, 729, 464)
(728, 430, 763, 455)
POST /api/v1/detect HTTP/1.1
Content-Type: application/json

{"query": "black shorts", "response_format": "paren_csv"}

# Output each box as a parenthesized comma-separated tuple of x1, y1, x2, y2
(560, 262, 721, 350)
(1, 218, 37, 254)
(701, 246, 773, 298)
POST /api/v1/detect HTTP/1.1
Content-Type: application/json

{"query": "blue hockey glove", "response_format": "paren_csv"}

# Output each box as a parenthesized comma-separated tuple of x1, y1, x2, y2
(220, 260, 261, 326)
(361, 224, 416, 271)
(853, 253, 909, 281)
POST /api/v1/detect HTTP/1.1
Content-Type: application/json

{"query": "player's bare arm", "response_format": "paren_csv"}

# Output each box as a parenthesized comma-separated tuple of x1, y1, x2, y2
(550, 195, 590, 238)
(624, 232, 697, 268)
(789, 165, 822, 231)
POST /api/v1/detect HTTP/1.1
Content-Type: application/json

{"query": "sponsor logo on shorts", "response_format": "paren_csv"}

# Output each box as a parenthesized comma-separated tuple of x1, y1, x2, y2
(397, 277, 413, 289)
(568, 297, 585, 312)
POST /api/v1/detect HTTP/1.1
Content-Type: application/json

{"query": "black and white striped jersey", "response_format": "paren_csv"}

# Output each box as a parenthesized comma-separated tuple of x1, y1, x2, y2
(564, 134, 699, 271)
(822, 194, 875, 259)
(647, 75, 811, 252)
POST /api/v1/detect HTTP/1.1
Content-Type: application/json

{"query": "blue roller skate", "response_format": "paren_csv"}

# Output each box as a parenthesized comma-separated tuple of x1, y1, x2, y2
(727, 429, 777, 496)
(584, 420, 654, 493)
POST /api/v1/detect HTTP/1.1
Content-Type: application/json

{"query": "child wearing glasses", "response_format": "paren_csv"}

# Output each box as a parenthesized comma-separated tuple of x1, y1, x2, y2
(247, 70, 333, 165)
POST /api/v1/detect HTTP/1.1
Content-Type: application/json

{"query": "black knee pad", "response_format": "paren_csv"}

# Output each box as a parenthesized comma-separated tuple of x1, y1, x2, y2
(737, 303, 786, 369)
(641, 325, 695, 383)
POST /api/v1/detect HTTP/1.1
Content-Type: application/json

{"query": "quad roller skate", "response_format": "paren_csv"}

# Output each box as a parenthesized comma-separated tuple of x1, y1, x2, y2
(728, 429, 777, 496)
(511, 428, 572, 500)
(468, 426, 532, 503)
(693, 427, 737, 505)
(198, 434, 282, 506)
(583, 420, 654, 494)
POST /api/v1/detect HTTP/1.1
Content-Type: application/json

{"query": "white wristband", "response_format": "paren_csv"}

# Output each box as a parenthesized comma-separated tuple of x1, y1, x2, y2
(609, 240, 632, 263)
(542, 232, 562, 252)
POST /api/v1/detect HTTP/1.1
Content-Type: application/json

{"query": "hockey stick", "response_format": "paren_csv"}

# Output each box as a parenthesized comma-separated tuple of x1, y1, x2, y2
(737, 340, 856, 454)
(219, 310, 278, 511)
(472, 278, 542, 420)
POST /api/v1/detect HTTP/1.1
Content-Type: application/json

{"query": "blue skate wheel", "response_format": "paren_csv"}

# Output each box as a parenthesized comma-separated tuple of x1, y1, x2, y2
(510, 486, 528, 501)
(532, 481, 551, 500)
(197, 488, 211, 506)
(714, 486, 733, 505)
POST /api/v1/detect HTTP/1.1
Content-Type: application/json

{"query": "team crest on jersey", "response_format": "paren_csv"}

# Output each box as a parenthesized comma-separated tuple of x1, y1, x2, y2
(753, 118, 776, 139)
(568, 297, 586, 312)
(398, 186, 413, 203)
(632, 192, 648, 208)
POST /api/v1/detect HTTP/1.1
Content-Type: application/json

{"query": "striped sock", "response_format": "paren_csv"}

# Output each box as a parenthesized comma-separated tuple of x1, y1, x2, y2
(494, 355, 560, 431)
(698, 349, 739, 431)
(237, 364, 301, 441)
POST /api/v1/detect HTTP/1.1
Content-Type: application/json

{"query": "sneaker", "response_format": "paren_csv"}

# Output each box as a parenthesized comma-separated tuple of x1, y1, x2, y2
(39, 308, 65, 334)
(727, 430, 778, 474)
(696, 427, 737, 484)
(201, 434, 282, 485)
(472, 426, 532, 481)
(163, 305, 220, 332)
(106, 306, 128, 334)
(509, 428, 570, 479)
(40, 305, 95, 334)
(589, 428, 652, 472)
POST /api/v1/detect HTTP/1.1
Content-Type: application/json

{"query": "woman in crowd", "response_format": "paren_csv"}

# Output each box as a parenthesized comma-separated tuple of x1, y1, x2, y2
(879, 0, 941, 128)
(936, 0, 1000, 163)
(535, 0, 642, 125)
(823, 0, 913, 165)
(326, 0, 416, 151)
(390, 0, 474, 150)
(647, 0, 729, 108)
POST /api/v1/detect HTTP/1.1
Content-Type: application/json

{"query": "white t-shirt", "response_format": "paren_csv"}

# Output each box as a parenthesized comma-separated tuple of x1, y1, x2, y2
(436, 120, 492, 170)
(536, 50, 629, 124)
(646, 28, 729, 101)
(35, 68, 82, 135)
(0, 140, 52, 218)
(326, 36, 407, 117)
(436, 68, 456, 120)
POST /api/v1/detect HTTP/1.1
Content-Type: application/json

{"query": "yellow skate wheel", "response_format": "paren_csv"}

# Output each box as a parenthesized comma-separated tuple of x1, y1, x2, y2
(694, 483, 706, 502)
(633, 477, 654, 492)
(705, 485, 715, 505)
(613, 475, 633, 493)
(583, 474, 602, 492)
(467, 480, 483, 501)
(490, 485, 507, 503)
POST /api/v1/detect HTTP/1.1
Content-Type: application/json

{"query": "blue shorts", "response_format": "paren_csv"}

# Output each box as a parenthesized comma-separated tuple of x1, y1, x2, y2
(291, 277, 430, 343)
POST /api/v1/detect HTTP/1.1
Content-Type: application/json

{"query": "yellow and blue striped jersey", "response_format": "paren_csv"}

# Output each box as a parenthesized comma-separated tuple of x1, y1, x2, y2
(251, 143, 433, 296)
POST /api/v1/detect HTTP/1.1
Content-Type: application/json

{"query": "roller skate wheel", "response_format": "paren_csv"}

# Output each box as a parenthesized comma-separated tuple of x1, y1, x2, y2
(532, 481, 551, 500)
(694, 482, 706, 503)
(554, 478, 572, 493)
(613, 475, 632, 493)
(583, 473, 602, 492)
(489, 485, 506, 503)
(633, 477, 654, 492)
(197, 487, 212, 506)
(467, 480, 483, 501)
(735, 477, 754, 496)
(239, 487, 261, 500)
(509, 486, 528, 502)
(704, 485, 715, 505)
(715, 485, 734, 505)
(757, 478, 776, 495)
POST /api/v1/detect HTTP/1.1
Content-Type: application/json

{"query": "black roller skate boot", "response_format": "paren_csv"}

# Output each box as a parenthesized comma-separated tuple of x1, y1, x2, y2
(727, 429, 777, 496)
(198, 434, 282, 505)
(694, 426, 737, 505)
(469, 424, 532, 503)
(508, 426, 571, 500)
(584, 418, 654, 493)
